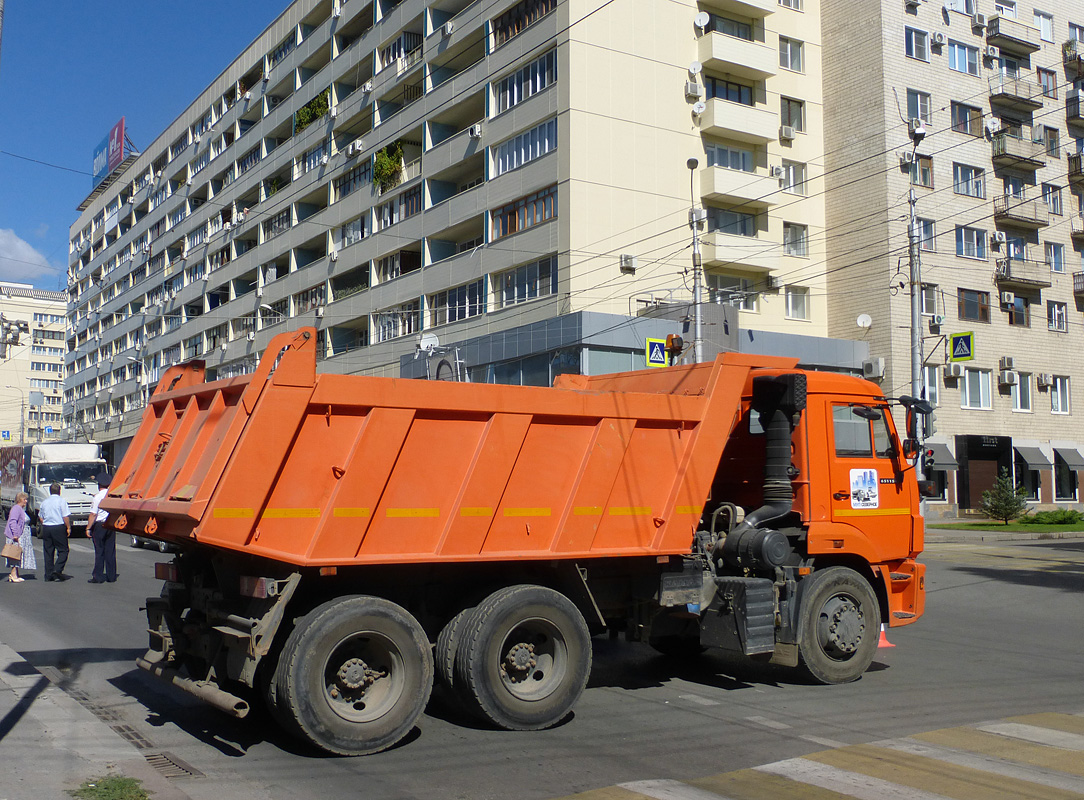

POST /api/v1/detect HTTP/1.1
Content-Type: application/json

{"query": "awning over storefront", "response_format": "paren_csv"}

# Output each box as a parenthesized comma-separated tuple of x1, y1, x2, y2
(1054, 448, 1084, 469)
(1014, 446, 1052, 470)
(926, 442, 958, 470)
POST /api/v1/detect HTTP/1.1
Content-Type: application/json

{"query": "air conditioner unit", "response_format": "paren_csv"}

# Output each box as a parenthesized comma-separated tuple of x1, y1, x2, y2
(244, 90, 252, 101)
(224, 220, 232, 230)
(333, 4, 342, 18)
(256, 286, 264, 298)
(193, 132, 201, 143)
(929, 313, 946, 328)
(779, 125, 796, 141)
(330, 104, 338, 119)
(985, 45, 999, 58)
(992, 231, 1007, 244)
(1000, 291, 1014, 305)
(862, 357, 886, 380)
(443, 20, 455, 36)
(931, 32, 945, 45)
(362, 80, 373, 92)
(220, 342, 228, 353)
(330, 250, 339, 262)
(247, 332, 256, 342)
(1037, 373, 1053, 387)
(770, 165, 785, 178)
(186, 176, 193, 186)
(468, 123, 483, 138)
(900, 151, 915, 166)
(945, 362, 964, 378)
(321, 153, 330, 165)
(765, 275, 781, 290)
(316, 307, 325, 318)
(685, 81, 703, 98)
(346, 142, 356, 157)
(999, 356, 1015, 371)
(619, 254, 637, 274)
(972, 12, 987, 28)
(353, 137, 364, 150)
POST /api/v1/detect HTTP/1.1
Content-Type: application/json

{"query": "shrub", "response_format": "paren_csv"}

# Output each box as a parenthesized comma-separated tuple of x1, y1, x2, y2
(373, 140, 404, 191)
(1018, 509, 1084, 525)
(979, 467, 1027, 524)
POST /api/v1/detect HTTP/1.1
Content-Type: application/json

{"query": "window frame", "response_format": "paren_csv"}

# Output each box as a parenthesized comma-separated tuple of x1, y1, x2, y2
(951, 102, 983, 136)
(905, 27, 930, 62)
(911, 154, 933, 188)
(1011, 372, 1032, 412)
(961, 368, 993, 410)
(955, 226, 987, 260)
(1051, 375, 1071, 414)
(782, 221, 808, 256)
(780, 97, 805, 132)
(779, 37, 804, 72)
(948, 41, 979, 75)
(917, 218, 936, 252)
(953, 162, 985, 197)
(784, 285, 810, 320)
(957, 287, 991, 322)
(907, 89, 932, 124)
(1048, 299, 1068, 331)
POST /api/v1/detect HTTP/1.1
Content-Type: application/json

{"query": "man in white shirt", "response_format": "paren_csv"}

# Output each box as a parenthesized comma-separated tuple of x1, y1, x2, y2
(39, 482, 72, 582)
(87, 472, 116, 584)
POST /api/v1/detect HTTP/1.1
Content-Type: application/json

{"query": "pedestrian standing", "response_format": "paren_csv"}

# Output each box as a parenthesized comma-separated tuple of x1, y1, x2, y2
(87, 473, 116, 584)
(4, 492, 29, 583)
(39, 482, 72, 582)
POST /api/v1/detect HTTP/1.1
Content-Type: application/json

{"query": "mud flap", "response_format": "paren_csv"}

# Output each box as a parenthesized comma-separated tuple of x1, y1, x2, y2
(699, 576, 775, 656)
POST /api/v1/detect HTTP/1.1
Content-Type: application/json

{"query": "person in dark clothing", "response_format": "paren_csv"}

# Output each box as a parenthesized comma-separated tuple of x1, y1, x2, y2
(39, 482, 72, 581)
(87, 472, 116, 584)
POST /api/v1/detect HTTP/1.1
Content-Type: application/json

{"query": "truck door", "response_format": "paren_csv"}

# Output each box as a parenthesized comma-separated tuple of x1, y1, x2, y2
(827, 404, 912, 559)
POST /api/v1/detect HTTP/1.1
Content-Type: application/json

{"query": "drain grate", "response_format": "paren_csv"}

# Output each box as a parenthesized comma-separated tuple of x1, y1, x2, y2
(144, 751, 205, 779)
(112, 724, 155, 750)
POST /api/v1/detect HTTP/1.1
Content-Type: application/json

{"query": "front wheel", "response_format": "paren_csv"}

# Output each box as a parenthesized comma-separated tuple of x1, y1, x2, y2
(798, 566, 880, 685)
(272, 596, 433, 755)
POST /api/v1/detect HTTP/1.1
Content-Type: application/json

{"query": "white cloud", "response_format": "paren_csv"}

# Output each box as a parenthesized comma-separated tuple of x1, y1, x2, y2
(33, 223, 50, 239)
(0, 229, 58, 286)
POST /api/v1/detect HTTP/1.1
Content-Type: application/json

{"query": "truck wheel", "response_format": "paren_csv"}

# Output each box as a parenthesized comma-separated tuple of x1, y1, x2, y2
(435, 607, 473, 691)
(798, 567, 879, 685)
(454, 585, 591, 731)
(273, 596, 434, 755)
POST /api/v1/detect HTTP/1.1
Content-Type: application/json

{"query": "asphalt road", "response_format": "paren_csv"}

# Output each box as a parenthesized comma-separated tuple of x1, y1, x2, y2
(0, 536, 1081, 800)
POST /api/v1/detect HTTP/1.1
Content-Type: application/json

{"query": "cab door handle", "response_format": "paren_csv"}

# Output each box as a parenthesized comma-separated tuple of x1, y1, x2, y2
(833, 491, 849, 500)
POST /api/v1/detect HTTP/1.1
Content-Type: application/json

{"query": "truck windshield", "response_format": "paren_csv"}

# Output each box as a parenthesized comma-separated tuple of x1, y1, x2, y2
(37, 463, 100, 484)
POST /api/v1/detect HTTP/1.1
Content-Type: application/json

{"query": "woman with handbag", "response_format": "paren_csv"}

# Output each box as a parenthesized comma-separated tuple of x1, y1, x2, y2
(4, 492, 30, 583)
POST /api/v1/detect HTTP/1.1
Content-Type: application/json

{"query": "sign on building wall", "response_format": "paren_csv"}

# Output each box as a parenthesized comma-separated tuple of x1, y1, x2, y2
(949, 332, 974, 362)
(92, 118, 126, 189)
(645, 338, 668, 368)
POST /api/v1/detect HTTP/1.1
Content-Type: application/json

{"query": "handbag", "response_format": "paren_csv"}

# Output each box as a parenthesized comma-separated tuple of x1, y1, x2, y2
(2, 540, 23, 560)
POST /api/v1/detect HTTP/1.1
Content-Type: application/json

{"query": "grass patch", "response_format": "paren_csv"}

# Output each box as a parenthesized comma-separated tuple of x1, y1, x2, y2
(928, 521, 1084, 533)
(68, 775, 149, 800)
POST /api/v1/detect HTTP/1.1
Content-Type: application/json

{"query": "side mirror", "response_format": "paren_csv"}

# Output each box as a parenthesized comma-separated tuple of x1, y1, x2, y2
(916, 479, 939, 498)
(902, 438, 919, 459)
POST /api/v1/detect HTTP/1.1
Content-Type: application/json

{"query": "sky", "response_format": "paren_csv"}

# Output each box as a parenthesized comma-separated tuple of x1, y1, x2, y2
(0, 1, 288, 291)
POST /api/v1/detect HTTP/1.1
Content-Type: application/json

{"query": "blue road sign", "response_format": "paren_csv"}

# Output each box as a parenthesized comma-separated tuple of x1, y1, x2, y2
(646, 338, 668, 368)
(949, 332, 974, 362)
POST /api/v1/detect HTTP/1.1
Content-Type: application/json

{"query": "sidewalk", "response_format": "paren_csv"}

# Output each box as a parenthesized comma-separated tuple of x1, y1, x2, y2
(925, 519, 1084, 544)
(0, 639, 190, 800)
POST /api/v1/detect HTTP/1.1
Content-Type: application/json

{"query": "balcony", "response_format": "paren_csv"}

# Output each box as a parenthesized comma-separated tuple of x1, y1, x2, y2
(1064, 38, 1084, 75)
(991, 131, 1046, 171)
(1068, 90, 1084, 127)
(701, 167, 779, 209)
(698, 32, 777, 81)
(993, 194, 1050, 229)
(986, 15, 1041, 56)
(701, 231, 778, 274)
(995, 257, 1052, 290)
(988, 74, 1043, 112)
(1071, 214, 1084, 246)
(710, 0, 775, 16)
(1074, 271, 1084, 297)
(700, 98, 778, 144)
(1069, 154, 1084, 189)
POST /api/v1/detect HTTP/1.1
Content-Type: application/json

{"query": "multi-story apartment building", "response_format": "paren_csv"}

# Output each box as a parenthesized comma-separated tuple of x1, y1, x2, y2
(67, 0, 844, 463)
(0, 283, 67, 445)
(823, 1, 1084, 515)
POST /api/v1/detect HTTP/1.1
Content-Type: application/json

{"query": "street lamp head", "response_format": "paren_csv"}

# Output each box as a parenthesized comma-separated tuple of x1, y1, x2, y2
(686, 157, 699, 171)
(260, 303, 274, 312)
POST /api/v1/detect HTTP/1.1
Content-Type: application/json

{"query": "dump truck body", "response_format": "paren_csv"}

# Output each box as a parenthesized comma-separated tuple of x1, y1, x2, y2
(105, 328, 926, 755)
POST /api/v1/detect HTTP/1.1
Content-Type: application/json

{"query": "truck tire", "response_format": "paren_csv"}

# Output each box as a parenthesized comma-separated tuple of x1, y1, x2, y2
(453, 585, 591, 731)
(797, 566, 879, 685)
(435, 607, 474, 691)
(272, 595, 434, 755)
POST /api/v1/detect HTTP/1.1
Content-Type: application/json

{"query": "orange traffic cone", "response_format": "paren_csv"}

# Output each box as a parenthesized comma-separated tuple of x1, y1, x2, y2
(877, 623, 895, 649)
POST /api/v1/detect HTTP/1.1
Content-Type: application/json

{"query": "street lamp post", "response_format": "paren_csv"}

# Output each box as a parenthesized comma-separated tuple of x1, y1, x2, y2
(1, 385, 26, 445)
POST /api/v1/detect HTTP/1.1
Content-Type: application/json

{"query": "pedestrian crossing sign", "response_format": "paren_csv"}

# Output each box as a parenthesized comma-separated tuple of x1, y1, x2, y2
(646, 338, 668, 368)
(949, 331, 974, 362)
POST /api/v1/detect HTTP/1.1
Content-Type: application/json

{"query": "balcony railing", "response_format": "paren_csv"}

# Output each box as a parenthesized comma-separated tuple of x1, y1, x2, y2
(1068, 90, 1084, 125)
(991, 131, 1046, 170)
(1074, 271, 1084, 295)
(995, 257, 1052, 289)
(1069, 153, 1084, 188)
(993, 194, 1050, 229)
(987, 15, 1041, 55)
(1070, 214, 1084, 245)
(988, 74, 1043, 111)
(1064, 39, 1084, 73)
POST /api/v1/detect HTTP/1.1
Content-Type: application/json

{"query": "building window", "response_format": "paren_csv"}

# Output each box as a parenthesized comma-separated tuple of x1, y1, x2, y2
(707, 274, 757, 311)
(710, 13, 752, 39)
(495, 50, 556, 114)
(1051, 375, 1071, 414)
(955, 226, 986, 259)
(1007, 295, 1030, 326)
(907, 89, 932, 124)
(779, 0, 801, 9)
(780, 97, 805, 131)
(429, 279, 485, 326)
(958, 288, 990, 322)
(1048, 300, 1068, 331)
(491, 185, 557, 240)
(341, 216, 367, 248)
(334, 162, 373, 200)
(705, 143, 753, 172)
(1011, 372, 1032, 411)
(953, 163, 985, 197)
(948, 41, 979, 75)
(917, 218, 936, 251)
(783, 222, 808, 256)
(1055, 450, 1078, 500)
(781, 161, 806, 194)
(911, 155, 933, 188)
(905, 27, 929, 61)
(1042, 184, 1062, 215)
(709, 207, 756, 237)
(1072, 23, 1084, 42)
(961, 368, 992, 409)
(495, 255, 558, 308)
(921, 283, 938, 314)
(785, 285, 810, 319)
(994, 0, 1016, 18)
(944, 0, 976, 14)
(1033, 10, 1054, 42)
(374, 300, 420, 343)
(706, 77, 753, 105)
(922, 364, 940, 405)
(494, 117, 557, 177)
(1037, 67, 1057, 98)
(1046, 242, 1065, 273)
(951, 102, 983, 136)
(492, 0, 558, 47)
(779, 37, 803, 71)
(1043, 127, 1060, 157)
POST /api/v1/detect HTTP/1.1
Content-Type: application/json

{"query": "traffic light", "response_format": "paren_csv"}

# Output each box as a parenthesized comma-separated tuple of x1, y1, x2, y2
(922, 448, 936, 474)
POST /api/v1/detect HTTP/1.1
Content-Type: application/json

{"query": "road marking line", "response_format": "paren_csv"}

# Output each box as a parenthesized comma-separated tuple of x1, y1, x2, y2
(755, 758, 951, 800)
(677, 694, 719, 707)
(801, 735, 849, 748)
(976, 722, 1084, 751)
(877, 737, 1084, 794)
(618, 780, 735, 800)
(745, 715, 791, 730)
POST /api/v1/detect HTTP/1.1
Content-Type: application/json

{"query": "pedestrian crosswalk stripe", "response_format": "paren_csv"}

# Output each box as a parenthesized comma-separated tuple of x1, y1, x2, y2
(917, 726, 1084, 777)
(1009, 713, 1084, 737)
(618, 780, 733, 800)
(689, 769, 855, 800)
(976, 723, 1084, 751)
(756, 757, 951, 800)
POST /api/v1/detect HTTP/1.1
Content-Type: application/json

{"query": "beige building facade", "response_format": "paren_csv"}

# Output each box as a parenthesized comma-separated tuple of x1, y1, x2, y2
(823, 0, 1084, 515)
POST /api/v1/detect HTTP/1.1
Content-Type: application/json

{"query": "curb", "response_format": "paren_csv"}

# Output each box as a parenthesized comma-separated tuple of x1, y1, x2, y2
(925, 530, 1084, 544)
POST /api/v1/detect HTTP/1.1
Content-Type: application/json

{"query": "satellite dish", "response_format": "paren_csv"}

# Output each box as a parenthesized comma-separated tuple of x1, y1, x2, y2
(694, 11, 710, 29)
(692, 101, 706, 116)
(416, 332, 440, 355)
(688, 61, 702, 75)
(856, 313, 873, 329)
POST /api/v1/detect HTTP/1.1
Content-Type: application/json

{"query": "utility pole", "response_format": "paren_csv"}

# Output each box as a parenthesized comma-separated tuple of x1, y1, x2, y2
(906, 120, 926, 445)
(687, 158, 705, 363)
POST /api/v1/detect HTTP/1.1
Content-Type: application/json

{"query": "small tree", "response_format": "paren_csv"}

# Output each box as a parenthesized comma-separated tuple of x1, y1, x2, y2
(372, 140, 404, 191)
(979, 467, 1027, 524)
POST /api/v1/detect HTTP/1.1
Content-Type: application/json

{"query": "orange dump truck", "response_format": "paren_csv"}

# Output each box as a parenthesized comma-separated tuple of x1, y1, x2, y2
(104, 327, 927, 755)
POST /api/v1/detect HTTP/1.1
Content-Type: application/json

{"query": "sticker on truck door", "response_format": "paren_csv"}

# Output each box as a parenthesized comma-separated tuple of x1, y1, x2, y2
(849, 468, 879, 509)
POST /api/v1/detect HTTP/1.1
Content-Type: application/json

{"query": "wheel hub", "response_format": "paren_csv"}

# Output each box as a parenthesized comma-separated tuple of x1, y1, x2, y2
(820, 596, 863, 656)
(336, 657, 379, 691)
(503, 642, 537, 681)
